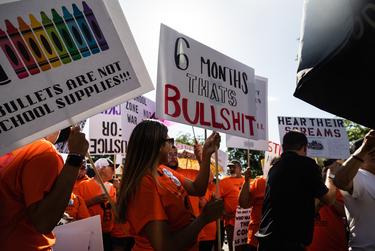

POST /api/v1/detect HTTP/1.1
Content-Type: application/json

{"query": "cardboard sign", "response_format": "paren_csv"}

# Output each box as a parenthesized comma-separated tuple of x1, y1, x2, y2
(233, 207, 251, 247)
(263, 140, 282, 178)
(157, 24, 259, 139)
(53, 215, 103, 251)
(121, 95, 156, 144)
(0, 0, 153, 155)
(277, 116, 350, 159)
(226, 76, 268, 151)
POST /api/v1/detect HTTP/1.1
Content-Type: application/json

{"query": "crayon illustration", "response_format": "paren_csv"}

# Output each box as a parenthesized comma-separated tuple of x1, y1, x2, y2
(62, 6, 91, 57)
(83, 1, 108, 51)
(51, 9, 81, 61)
(72, 3, 99, 54)
(5, 20, 40, 75)
(0, 64, 12, 85)
(18, 17, 51, 71)
(40, 12, 72, 64)
(62, 6, 90, 57)
(0, 28, 29, 79)
(29, 14, 61, 68)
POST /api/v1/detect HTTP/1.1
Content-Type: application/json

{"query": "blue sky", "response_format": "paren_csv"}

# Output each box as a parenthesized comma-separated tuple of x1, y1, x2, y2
(121, 0, 334, 148)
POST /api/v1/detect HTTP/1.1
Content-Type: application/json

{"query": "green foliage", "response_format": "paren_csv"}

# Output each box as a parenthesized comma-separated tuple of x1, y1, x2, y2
(175, 132, 204, 145)
(343, 119, 370, 142)
(227, 147, 264, 178)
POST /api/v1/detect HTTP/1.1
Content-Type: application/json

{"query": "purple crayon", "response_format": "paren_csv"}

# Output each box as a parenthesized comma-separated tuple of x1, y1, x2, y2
(6, 19, 40, 75)
(82, 1, 109, 51)
(0, 27, 29, 79)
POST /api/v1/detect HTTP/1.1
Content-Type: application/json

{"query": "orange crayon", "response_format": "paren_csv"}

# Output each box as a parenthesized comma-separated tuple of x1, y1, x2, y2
(29, 14, 61, 68)
(18, 17, 51, 71)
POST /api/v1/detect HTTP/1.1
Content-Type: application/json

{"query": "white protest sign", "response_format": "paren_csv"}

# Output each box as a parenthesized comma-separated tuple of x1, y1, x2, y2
(226, 76, 268, 151)
(0, 0, 153, 155)
(89, 104, 125, 155)
(53, 215, 103, 251)
(277, 116, 350, 159)
(121, 95, 156, 143)
(157, 24, 259, 139)
(263, 140, 282, 178)
(233, 207, 251, 248)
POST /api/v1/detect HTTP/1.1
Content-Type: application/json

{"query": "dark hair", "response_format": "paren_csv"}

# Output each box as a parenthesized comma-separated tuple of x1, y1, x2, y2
(282, 130, 308, 152)
(117, 120, 168, 221)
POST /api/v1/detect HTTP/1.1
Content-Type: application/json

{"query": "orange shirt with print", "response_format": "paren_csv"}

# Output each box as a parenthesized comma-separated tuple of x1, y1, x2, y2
(176, 168, 200, 217)
(75, 179, 116, 233)
(0, 139, 63, 251)
(198, 183, 218, 242)
(65, 193, 91, 220)
(247, 176, 266, 247)
(307, 190, 348, 251)
(126, 165, 196, 251)
(219, 176, 245, 226)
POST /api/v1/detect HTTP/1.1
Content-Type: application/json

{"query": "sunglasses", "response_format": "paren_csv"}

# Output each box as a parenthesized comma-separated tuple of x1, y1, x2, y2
(163, 138, 174, 145)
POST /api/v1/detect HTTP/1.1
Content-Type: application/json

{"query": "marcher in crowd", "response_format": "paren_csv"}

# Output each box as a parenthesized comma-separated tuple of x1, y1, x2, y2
(0, 127, 88, 251)
(75, 157, 116, 251)
(220, 160, 245, 251)
(117, 119, 223, 251)
(333, 130, 375, 250)
(256, 130, 336, 251)
(307, 159, 348, 251)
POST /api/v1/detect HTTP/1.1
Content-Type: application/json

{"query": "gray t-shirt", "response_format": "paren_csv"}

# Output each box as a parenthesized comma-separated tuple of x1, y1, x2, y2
(343, 169, 375, 251)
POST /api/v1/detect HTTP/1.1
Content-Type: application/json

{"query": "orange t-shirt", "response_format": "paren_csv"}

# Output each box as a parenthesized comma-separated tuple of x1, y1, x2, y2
(73, 174, 89, 194)
(219, 176, 245, 226)
(65, 193, 91, 220)
(176, 168, 200, 217)
(307, 190, 348, 251)
(111, 222, 131, 238)
(75, 179, 116, 233)
(247, 176, 266, 247)
(126, 165, 196, 251)
(198, 183, 218, 242)
(0, 139, 63, 251)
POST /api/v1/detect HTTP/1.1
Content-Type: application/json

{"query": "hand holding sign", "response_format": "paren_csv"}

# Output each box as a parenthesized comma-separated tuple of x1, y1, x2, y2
(68, 126, 88, 156)
(202, 132, 220, 157)
(200, 198, 224, 224)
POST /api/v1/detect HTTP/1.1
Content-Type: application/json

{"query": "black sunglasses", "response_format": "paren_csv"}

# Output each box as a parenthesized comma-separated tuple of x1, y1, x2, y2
(163, 138, 174, 145)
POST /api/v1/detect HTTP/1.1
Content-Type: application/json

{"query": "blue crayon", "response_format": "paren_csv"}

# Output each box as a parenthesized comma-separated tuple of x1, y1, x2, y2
(62, 6, 90, 57)
(72, 3, 100, 54)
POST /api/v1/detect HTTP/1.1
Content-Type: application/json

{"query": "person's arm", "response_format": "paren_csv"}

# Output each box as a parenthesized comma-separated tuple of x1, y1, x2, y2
(238, 168, 252, 208)
(319, 168, 336, 205)
(182, 132, 220, 196)
(334, 130, 375, 192)
(85, 194, 107, 207)
(143, 198, 223, 251)
(27, 127, 88, 233)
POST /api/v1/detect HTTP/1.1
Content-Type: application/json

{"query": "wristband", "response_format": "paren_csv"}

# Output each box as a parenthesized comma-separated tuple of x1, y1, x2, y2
(66, 154, 84, 167)
(352, 155, 364, 163)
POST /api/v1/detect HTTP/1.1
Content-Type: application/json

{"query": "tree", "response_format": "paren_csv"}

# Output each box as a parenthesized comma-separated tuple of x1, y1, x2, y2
(344, 119, 370, 142)
(227, 148, 264, 178)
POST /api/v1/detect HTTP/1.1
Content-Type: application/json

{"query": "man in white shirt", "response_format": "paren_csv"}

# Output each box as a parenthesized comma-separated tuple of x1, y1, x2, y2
(334, 130, 375, 251)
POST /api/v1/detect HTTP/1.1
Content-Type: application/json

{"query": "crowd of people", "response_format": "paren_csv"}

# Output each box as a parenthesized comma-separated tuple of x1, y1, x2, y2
(1, 120, 375, 251)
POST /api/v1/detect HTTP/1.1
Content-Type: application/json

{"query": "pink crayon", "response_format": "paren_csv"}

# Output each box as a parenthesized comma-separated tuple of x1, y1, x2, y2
(0, 27, 29, 79)
(5, 19, 40, 75)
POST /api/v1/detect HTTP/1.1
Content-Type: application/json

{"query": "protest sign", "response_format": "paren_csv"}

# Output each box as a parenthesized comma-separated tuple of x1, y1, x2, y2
(233, 207, 251, 247)
(0, 0, 153, 155)
(121, 95, 156, 144)
(53, 215, 103, 251)
(263, 140, 282, 178)
(157, 24, 259, 139)
(226, 76, 268, 151)
(278, 116, 350, 159)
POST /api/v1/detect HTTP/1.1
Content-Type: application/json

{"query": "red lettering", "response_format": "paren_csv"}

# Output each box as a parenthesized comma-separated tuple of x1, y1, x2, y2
(165, 84, 181, 117)
(220, 108, 230, 130)
(245, 115, 256, 136)
(182, 98, 199, 124)
(211, 105, 223, 129)
(232, 111, 241, 131)
(199, 102, 211, 126)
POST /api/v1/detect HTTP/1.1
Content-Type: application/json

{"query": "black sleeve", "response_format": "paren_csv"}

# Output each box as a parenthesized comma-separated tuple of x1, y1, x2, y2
(309, 161, 328, 198)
